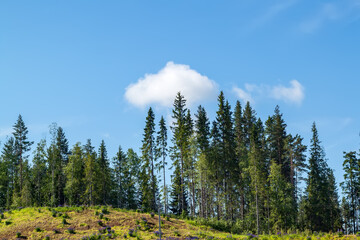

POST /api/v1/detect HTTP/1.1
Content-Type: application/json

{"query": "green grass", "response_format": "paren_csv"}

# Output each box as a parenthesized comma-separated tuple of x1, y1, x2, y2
(0, 207, 356, 239)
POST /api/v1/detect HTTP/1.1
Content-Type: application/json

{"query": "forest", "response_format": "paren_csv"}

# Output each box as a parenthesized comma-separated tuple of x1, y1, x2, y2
(0, 91, 359, 235)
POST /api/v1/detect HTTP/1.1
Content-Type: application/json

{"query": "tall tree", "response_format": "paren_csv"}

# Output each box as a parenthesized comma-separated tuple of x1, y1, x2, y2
(64, 143, 85, 205)
(97, 140, 112, 205)
(31, 139, 49, 206)
(170, 92, 191, 215)
(140, 107, 158, 211)
(341, 151, 359, 233)
(0, 137, 16, 209)
(12, 115, 33, 199)
(113, 146, 127, 208)
(84, 139, 99, 205)
(156, 116, 168, 214)
(304, 122, 339, 232)
(195, 105, 211, 218)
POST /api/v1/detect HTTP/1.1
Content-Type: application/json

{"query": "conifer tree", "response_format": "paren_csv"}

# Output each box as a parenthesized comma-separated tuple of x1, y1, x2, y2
(97, 140, 112, 205)
(170, 92, 191, 215)
(126, 148, 141, 209)
(0, 137, 16, 209)
(140, 107, 158, 211)
(31, 139, 49, 206)
(156, 116, 168, 214)
(65, 143, 85, 205)
(304, 122, 339, 232)
(113, 146, 127, 208)
(341, 151, 359, 233)
(84, 139, 99, 205)
(12, 115, 33, 202)
(195, 105, 211, 218)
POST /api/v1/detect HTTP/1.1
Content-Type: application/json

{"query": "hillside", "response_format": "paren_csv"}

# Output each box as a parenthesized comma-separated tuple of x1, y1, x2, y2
(0, 206, 232, 240)
(0, 207, 355, 240)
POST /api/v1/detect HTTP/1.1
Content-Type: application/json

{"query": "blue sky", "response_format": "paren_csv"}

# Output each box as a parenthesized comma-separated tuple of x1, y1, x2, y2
(1, 0, 360, 190)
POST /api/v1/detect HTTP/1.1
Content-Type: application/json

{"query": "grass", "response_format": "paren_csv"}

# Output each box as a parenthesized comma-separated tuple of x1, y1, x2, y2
(0, 207, 357, 239)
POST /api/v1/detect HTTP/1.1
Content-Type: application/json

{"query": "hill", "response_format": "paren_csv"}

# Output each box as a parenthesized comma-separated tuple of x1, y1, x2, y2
(0, 206, 353, 240)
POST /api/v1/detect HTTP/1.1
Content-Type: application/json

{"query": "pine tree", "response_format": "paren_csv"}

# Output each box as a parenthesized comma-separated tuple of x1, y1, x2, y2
(304, 122, 339, 232)
(156, 116, 168, 214)
(12, 115, 33, 202)
(140, 107, 158, 211)
(170, 92, 191, 215)
(31, 139, 49, 206)
(113, 146, 127, 208)
(64, 143, 85, 205)
(84, 139, 99, 205)
(269, 161, 295, 231)
(126, 148, 141, 209)
(0, 137, 16, 209)
(195, 105, 211, 218)
(341, 151, 359, 233)
(97, 140, 112, 205)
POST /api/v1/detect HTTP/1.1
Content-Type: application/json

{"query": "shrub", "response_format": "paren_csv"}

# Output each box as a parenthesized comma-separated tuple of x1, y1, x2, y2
(129, 228, 136, 237)
(44, 235, 50, 240)
(16, 232, 21, 237)
(101, 208, 109, 214)
(99, 213, 104, 219)
(67, 227, 75, 234)
(5, 220, 11, 225)
(97, 220, 104, 226)
(35, 226, 41, 232)
(150, 212, 155, 218)
(166, 215, 170, 221)
(63, 212, 70, 219)
(62, 218, 68, 224)
(53, 228, 60, 234)
(94, 210, 99, 216)
(0, 213, 4, 219)
(174, 230, 180, 236)
(154, 230, 162, 237)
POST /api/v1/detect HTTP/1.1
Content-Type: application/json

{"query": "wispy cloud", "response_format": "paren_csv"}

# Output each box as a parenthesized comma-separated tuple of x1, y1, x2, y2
(125, 62, 218, 108)
(299, 3, 339, 33)
(250, 0, 297, 29)
(233, 80, 305, 105)
(233, 87, 254, 104)
(0, 127, 13, 137)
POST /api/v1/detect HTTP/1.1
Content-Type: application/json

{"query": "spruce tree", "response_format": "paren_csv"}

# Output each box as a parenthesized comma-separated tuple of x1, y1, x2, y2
(113, 146, 127, 208)
(140, 107, 158, 211)
(0, 137, 16, 209)
(97, 140, 112, 205)
(304, 122, 339, 232)
(84, 139, 99, 205)
(170, 92, 191, 215)
(156, 116, 168, 214)
(31, 139, 49, 206)
(12, 115, 33, 203)
(64, 143, 85, 205)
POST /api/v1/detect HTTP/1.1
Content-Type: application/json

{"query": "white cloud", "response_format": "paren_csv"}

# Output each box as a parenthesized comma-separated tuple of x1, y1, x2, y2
(233, 80, 305, 105)
(233, 87, 254, 104)
(125, 62, 218, 108)
(299, 3, 340, 33)
(0, 127, 13, 137)
(271, 80, 305, 104)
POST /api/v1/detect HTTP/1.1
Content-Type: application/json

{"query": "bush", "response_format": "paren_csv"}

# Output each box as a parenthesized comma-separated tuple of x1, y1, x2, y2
(44, 235, 50, 240)
(62, 218, 68, 224)
(53, 228, 60, 234)
(35, 226, 41, 232)
(5, 220, 11, 225)
(16, 232, 21, 238)
(67, 227, 75, 234)
(150, 212, 155, 218)
(101, 208, 109, 214)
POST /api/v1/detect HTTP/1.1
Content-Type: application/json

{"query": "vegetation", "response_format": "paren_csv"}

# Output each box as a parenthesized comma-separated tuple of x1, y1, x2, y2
(0, 91, 359, 236)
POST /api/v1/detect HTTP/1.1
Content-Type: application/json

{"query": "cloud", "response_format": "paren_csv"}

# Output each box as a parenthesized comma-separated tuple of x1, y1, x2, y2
(233, 87, 254, 104)
(251, 0, 297, 28)
(0, 127, 13, 137)
(299, 3, 340, 33)
(271, 80, 305, 104)
(233, 80, 305, 105)
(125, 62, 218, 108)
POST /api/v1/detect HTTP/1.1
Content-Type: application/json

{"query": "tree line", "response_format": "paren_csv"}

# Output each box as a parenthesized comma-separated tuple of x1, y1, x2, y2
(0, 91, 358, 234)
